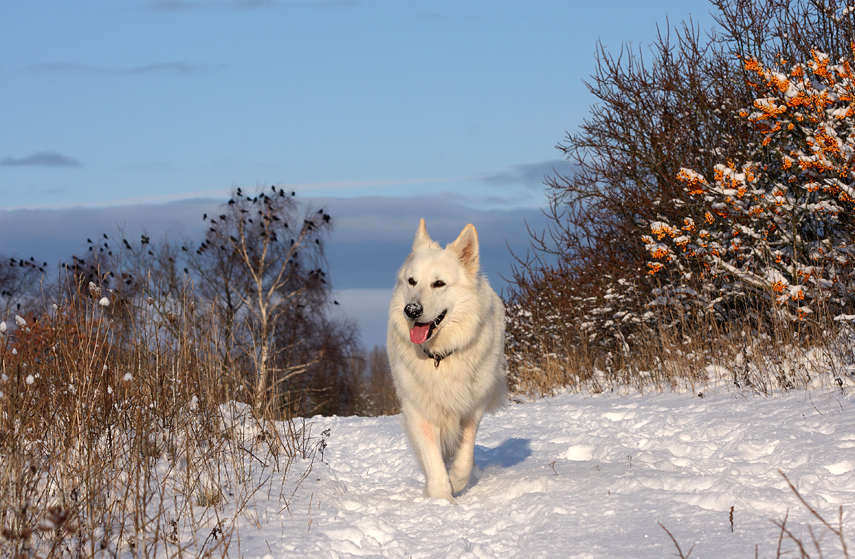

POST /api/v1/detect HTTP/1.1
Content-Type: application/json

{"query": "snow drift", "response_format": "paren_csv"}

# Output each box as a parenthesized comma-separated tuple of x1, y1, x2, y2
(235, 386, 855, 558)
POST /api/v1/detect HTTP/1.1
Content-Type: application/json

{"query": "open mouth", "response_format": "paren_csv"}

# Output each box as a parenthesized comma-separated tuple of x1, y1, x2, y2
(409, 309, 447, 345)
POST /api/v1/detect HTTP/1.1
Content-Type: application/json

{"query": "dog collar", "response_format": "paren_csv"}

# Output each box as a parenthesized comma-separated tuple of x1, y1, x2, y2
(423, 347, 455, 367)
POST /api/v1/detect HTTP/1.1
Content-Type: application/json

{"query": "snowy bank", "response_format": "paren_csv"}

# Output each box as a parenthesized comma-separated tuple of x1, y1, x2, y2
(230, 387, 854, 558)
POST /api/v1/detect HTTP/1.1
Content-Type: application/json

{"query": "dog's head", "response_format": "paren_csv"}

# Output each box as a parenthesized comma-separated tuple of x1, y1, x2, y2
(397, 219, 480, 345)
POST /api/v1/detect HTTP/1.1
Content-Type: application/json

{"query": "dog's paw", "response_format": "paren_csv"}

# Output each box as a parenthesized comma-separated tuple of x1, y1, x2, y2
(448, 462, 473, 494)
(424, 481, 454, 503)
(449, 472, 470, 495)
(425, 494, 457, 505)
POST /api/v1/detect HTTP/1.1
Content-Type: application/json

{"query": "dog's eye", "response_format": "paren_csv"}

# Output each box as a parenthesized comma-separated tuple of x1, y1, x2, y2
(432, 280, 445, 288)
(408, 278, 416, 286)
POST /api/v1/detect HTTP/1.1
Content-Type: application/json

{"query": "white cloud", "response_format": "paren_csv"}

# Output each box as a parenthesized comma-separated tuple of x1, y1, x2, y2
(0, 151, 81, 168)
(481, 159, 572, 188)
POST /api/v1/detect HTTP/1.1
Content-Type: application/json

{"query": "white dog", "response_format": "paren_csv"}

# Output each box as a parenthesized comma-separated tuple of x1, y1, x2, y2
(387, 219, 507, 502)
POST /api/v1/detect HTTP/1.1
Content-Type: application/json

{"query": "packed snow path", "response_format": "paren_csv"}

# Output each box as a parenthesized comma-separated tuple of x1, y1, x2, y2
(246, 389, 854, 558)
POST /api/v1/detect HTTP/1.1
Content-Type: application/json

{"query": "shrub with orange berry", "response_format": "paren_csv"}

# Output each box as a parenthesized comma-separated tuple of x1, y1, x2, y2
(646, 50, 855, 320)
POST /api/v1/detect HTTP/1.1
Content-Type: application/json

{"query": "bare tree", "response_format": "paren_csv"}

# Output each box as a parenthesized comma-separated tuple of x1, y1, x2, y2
(509, 17, 755, 354)
(189, 187, 335, 415)
(276, 311, 362, 416)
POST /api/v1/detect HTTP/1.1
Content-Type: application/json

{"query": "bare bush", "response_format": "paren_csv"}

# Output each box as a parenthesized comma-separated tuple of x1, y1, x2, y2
(508, 0, 855, 392)
(0, 254, 46, 318)
(0, 277, 321, 558)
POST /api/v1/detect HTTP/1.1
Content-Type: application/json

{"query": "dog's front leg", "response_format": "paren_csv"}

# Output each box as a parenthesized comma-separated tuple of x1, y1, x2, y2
(404, 413, 453, 502)
(448, 411, 482, 494)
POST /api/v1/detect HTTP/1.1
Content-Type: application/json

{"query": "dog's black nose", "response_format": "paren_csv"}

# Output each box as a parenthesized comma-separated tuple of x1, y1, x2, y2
(404, 302, 423, 320)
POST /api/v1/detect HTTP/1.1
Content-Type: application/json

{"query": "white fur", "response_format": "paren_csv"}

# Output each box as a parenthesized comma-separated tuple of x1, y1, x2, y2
(387, 219, 507, 502)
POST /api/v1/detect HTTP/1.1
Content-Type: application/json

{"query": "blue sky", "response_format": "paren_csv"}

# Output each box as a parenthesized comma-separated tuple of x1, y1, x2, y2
(0, 0, 716, 347)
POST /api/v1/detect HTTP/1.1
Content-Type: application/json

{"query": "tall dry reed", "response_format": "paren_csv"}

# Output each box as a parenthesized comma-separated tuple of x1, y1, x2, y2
(0, 278, 321, 558)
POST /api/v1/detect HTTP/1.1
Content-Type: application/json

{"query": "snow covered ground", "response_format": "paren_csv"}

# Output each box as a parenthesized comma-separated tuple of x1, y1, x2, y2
(223, 385, 855, 558)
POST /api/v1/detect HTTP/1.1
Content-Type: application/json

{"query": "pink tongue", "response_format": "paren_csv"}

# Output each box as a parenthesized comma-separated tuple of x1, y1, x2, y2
(409, 322, 431, 344)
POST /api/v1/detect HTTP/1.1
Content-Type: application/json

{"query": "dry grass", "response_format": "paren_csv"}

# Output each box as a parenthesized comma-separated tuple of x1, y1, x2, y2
(771, 471, 851, 559)
(508, 303, 855, 398)
(0, 282, 321, 558)
(661, 471, 851, 559)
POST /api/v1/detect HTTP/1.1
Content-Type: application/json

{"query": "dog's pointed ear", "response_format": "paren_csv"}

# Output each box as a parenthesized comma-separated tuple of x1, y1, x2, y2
(413, 218, 432, 250)
(450, 223, 479, 273)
